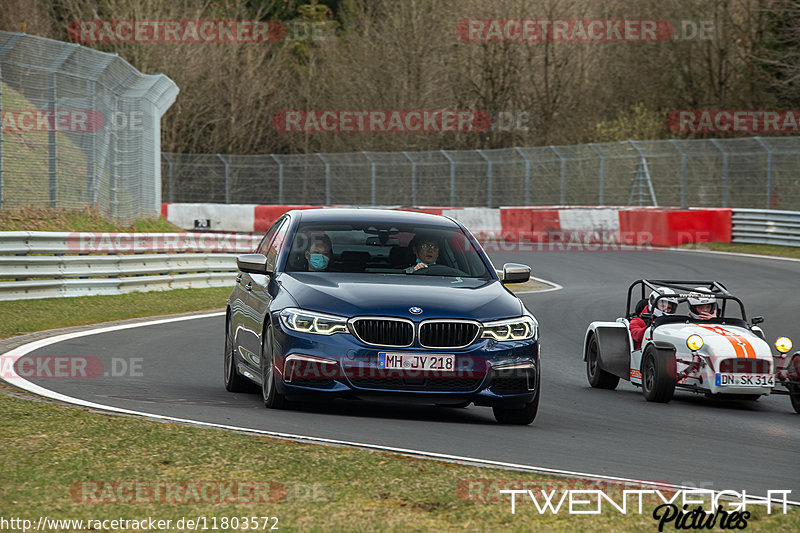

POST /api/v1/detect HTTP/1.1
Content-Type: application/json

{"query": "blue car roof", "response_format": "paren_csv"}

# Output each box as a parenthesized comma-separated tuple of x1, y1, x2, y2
(293, 208, 459, 227)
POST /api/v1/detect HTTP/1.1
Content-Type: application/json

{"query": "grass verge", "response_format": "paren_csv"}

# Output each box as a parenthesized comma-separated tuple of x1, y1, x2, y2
(0, 206, 182, 232)
(0, 287, 230, 339)
(1, 388, 798, 533)
(681, 241, 800, 260)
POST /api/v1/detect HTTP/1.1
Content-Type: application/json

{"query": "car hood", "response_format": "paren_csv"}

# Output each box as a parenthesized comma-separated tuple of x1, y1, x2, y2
(653, 322, 772, 359)
(278, 272, 525, 320)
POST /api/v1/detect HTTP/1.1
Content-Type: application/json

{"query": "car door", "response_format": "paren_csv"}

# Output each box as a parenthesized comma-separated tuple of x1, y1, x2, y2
(246, 215, 292, 372)
(232, 217, 288, 373)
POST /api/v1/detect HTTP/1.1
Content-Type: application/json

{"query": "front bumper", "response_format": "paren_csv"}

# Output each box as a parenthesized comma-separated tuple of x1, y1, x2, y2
(271, 321, 540, 406)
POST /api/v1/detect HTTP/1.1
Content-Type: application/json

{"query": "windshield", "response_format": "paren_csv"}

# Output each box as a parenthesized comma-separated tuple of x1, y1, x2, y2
(285, 222, 493, 278)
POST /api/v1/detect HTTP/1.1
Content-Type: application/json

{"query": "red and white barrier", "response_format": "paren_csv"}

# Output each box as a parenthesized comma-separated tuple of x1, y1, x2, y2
(161, 203, 732, 246)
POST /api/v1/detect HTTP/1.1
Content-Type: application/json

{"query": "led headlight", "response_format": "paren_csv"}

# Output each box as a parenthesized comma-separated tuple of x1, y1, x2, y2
(775, 337, 793, 354)
(280, 308, 349, 335)
(686, 334, 704, 352)
(481, 315, 537, 341)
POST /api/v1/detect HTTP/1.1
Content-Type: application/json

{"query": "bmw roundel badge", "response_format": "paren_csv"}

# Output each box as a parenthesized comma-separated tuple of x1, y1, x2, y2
(409, 307, 423, 315)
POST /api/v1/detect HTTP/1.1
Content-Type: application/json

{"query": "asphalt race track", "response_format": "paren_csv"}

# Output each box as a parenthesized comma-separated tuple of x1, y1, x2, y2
(9, 248, 800, 497)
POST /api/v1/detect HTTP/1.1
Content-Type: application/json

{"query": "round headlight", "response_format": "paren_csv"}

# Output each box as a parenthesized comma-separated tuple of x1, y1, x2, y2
(775, 337, 793, 354)
(686, 334, 704, 352)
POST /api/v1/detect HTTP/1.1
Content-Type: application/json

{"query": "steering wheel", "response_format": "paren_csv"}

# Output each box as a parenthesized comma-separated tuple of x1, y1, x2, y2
(410, 264, 466, 276)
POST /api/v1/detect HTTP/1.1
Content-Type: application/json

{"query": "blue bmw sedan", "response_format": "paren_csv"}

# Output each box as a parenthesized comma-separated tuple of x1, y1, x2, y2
(225, 208, 541, 424)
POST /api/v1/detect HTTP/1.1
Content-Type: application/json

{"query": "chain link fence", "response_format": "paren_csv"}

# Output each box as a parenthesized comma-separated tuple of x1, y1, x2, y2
(0, 31, 178, 222)
(164, 136, 800, 209)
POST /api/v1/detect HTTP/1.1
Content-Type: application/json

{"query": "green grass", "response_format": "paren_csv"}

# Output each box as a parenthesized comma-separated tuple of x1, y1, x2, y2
(0, 287, 230, 339)
(682, 241, 800, 260)
(0, 389, 797, 532)
(0, 206, 181, 232)
(1, 83, 90, 209)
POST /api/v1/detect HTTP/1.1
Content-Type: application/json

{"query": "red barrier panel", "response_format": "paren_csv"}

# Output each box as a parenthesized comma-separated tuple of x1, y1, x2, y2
(530, 209, 561, 242)
(161, 203, 169, 218)
(619, 208, 732, 246)
(668, 209, 732, 244)
(253, 205, 319, 232)
(499, 208, 532, 241)
(397, 207, 446, 215)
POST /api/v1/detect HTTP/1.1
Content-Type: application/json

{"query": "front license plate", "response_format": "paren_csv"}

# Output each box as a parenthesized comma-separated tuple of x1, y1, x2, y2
(715, 373, 775, 387)
(378, 352, 455, 371)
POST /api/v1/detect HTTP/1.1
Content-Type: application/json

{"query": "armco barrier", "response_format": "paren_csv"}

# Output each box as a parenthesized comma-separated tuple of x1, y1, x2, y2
(731, 209, 800, 246)
(0, 232, 260, 301)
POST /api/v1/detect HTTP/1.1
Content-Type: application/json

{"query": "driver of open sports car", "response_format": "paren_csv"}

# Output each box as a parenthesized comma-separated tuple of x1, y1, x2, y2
(687, 287, 718, 320)
(629, 287, 680, 349)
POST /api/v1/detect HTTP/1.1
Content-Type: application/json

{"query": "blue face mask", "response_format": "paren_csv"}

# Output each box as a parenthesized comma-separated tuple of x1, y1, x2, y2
(309, 253, 329, 271)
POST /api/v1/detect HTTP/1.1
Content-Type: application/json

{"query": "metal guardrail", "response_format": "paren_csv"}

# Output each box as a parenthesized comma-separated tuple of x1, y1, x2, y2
(0, 231, 258, 301)
(731, 209, 800, 247)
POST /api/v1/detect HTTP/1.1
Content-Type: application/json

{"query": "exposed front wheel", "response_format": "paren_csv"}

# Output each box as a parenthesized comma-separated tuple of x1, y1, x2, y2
(261, 326, 287, 409)
(224, 314, 251, 392)
(586, 335, 619, 390)
(789, 384, 800, 414)
(641, 346, 676, 403)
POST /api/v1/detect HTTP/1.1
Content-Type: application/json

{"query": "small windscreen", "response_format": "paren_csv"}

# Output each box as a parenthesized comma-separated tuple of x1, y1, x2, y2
(285, 222, 493, 278)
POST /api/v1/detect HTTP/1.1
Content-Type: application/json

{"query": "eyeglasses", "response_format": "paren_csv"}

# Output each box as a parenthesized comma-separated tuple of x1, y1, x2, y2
(419, 242, 439, 250)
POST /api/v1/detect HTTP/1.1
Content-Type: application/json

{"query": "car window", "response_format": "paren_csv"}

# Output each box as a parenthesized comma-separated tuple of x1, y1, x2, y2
(256, 216, 287, 255)
(264, 217, 291, 272)
(285, 222, 492, 277)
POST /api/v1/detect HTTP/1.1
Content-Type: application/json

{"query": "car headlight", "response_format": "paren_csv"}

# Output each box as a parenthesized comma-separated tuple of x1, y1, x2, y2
(775, 337, 793, 354)
(280, 308, 349, 335)
(481, 316, 537, 341)
(686, 334, 704, 352)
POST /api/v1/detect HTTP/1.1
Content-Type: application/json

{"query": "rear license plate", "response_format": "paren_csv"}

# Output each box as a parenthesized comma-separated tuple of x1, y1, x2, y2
(715, 373, 774, 387)
(378, 352, 455, 371)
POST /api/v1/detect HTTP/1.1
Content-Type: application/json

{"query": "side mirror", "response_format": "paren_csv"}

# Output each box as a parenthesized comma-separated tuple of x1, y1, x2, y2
(751, 316, 764, 325)
(236, 253, 269, 275)
(501, 263, 531, 284)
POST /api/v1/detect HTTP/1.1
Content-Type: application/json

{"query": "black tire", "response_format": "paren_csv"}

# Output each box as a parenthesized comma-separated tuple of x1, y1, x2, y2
(261, 325, 287, 409)
(493, 392, 539, 425)
(789, 384, 800, 414)
(641, 346, 676, 403)
(586, 335, 619, 390)
(224, 314, 251, 392)
(493, 374, 540, 425)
